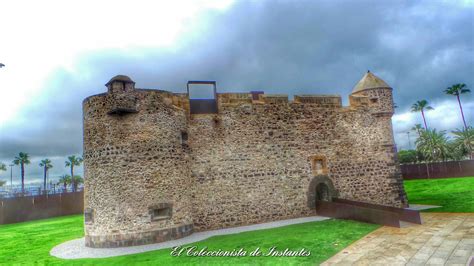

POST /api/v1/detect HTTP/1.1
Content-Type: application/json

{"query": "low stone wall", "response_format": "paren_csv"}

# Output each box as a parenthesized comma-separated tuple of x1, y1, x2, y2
(400, 160, 474, 179)
(0, 191, 84, 224)
(85, 223, 194, 248)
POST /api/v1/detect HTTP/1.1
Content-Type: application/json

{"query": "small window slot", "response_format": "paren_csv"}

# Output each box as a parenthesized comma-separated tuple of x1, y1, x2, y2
(149, 203, 173, 221)
(181, 131, 189, 146)
(310, 155, 328, 176)
(84, 208, 94, 224)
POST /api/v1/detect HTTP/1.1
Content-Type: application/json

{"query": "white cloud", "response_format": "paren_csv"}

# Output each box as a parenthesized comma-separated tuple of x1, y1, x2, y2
(0, 0, 235, 125)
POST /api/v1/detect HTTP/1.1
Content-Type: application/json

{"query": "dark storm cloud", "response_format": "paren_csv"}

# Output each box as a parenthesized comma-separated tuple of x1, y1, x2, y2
(1, 0, 473, 181)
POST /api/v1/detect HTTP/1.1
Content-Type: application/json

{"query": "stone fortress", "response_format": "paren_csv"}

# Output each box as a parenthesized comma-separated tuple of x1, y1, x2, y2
(82, 71, 408, 248)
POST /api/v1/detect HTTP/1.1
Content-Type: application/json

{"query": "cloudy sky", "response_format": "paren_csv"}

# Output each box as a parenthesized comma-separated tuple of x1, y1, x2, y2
(0, 0, 473, 184)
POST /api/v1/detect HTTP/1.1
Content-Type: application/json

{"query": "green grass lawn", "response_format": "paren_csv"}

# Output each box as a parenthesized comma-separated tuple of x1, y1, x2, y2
(0, 215, 378, 265)
(404, 176, 474, 212)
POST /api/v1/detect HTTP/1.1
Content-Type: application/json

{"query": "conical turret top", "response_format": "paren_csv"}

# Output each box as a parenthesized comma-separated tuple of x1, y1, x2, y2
(352, 70, 390, 93)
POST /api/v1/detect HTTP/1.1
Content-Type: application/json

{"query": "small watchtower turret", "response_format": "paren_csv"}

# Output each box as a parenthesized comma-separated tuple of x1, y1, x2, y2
(105, 75, 138, 115)
(106, 75, 136, 94)
(349, 70, 394, 114)
(351, 70, 390, 94)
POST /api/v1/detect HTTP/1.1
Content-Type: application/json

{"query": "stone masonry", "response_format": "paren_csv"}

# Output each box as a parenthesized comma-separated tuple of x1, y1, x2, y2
(82, 71, 408, 248)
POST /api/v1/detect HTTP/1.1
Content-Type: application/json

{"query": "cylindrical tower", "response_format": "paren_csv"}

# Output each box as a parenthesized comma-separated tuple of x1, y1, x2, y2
(350, 71, 408, 207)
(82, 75, 193, 248)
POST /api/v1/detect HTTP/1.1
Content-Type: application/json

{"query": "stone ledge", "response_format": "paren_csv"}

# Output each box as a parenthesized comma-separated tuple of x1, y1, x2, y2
(85, 223, 193, 248)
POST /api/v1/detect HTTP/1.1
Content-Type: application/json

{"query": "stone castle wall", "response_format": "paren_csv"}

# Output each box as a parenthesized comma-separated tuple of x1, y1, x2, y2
(82, 79, 408, 247)
(190, 92, 406, 231)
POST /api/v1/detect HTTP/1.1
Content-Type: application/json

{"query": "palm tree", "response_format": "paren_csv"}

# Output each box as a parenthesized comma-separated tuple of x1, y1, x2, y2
(411, 124, 424, 138)
(13, 152, 30, 192)
(65, 155, 83, 192)
(39, 159, 53, 191)
(447, 141, 467, 161)
(415, 129, 449, 162)
(71, 175, 84, 192)
(411, 100, 434, 130)
(445, 83, 470, 130)
(58, 175, 71, 192)
(452, 127, 474, 160)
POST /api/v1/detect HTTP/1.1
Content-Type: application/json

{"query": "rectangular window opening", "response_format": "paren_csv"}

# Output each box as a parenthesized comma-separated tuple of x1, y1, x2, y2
(84, 208, 94, 224)
(187, 81, 218, 114)
(181, 131, 189, 145)
(311, 156, 328, 176)
(150, 203, 173, 221)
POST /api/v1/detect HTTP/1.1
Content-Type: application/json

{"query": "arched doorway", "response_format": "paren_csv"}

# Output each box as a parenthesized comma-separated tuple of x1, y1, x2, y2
(316, 183, 331, 201)
(307, 175, 338, 209)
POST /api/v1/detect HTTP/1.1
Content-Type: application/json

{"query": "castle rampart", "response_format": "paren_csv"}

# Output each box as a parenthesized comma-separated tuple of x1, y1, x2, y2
(83, 71, 408, 248)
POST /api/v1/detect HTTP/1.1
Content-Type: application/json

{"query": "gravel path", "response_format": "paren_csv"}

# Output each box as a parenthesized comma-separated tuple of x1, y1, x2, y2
(406, 204, 441, 211)
(50, 216, 329, 259)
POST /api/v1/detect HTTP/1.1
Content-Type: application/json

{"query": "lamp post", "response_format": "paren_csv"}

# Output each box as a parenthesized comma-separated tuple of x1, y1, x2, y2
(9, 164, 14, 191)
(406, 132, 412, 150)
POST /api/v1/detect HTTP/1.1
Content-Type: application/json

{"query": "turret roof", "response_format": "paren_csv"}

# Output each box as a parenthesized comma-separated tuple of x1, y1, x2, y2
(105, 75, 135, 86)
(352, 71, 390, 93)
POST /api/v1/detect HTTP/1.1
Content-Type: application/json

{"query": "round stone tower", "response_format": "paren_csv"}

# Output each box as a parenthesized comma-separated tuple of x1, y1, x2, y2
(349, 71, 408, 207)
(82, 75, 193, 248)
(350, 70, 395, 114)
(350, 70, 397, 145)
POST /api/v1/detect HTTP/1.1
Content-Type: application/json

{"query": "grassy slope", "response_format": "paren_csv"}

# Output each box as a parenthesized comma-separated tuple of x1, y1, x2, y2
(404, 177, 474, 212)
(0, 215, 378, 265)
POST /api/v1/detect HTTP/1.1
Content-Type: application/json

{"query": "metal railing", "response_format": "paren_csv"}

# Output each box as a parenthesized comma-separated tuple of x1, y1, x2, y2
(0, 183, 84, 198)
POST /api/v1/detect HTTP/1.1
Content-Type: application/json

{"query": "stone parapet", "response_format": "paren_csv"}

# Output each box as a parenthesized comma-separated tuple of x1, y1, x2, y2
(294, 95, 342, 108)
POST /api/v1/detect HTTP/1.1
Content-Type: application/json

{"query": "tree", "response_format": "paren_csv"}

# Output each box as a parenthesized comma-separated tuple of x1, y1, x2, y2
(398, 150, 418, 164)
(445, 83, 470, 130)
(58, 175, 71, 192)
(71, 175, 84, 192)
(39, 159, 53, 191)
(451, 127, 474, 160)
(411, 100, 434, 130)
(415, 129, 449, 162)
(411, 124, 424, 138)
(65, 155, 83, 192)
(13, 152, 30, 192)
(446, 141, 467, 161)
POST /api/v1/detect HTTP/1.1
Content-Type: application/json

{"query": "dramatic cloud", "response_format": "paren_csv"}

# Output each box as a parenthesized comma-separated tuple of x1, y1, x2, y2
(1, 0, 473, 183)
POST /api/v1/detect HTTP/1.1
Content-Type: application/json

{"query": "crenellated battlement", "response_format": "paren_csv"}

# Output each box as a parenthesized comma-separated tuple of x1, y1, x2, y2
(85, 72, 393, 116)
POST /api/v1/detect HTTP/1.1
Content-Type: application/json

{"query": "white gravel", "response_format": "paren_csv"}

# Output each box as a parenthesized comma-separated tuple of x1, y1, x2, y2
(407, 204, 441, 211)
(50, 216, 329, 259)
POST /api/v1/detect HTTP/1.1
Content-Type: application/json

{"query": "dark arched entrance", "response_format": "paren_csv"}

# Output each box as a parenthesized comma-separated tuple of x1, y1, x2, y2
(316, 183, 331, 201)
(307, 175, 338, 209)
